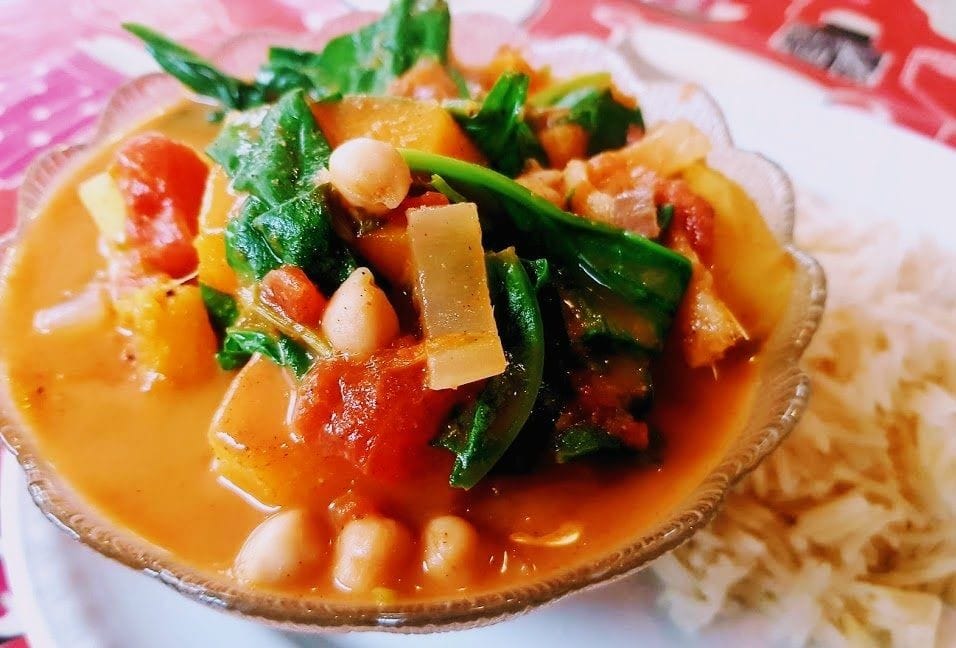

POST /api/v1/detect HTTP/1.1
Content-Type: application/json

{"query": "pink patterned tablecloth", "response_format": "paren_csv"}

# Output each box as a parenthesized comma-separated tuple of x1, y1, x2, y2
(1, 0, 954, 644)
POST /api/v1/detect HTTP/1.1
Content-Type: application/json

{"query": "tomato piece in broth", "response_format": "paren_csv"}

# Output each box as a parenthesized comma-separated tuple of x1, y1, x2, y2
(384, 191, 449, 225)
(293, 340, 462, 482)
(260, 265, 327, 327)
(112, 133, 209, 278)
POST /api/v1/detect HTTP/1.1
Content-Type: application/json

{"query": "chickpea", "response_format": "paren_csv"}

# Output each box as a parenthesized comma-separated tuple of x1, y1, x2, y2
(333, 516, 412, 593)
(233, 510, 326, 585)
(421, 515, 479, 584)
(328, 137, 411, 214)
(321, 267, 399, 360)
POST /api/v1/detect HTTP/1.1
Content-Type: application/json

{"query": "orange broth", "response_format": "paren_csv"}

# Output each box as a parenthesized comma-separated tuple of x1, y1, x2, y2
(0, 101, 786, 602)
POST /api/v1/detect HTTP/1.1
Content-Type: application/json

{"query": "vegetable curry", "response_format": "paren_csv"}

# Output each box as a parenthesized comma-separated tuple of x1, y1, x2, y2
(0, 0, 793, 602)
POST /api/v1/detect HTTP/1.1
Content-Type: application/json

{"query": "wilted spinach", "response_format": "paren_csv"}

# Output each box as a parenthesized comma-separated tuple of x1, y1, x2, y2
(199, 283, 239, 337)
(125, 0, 452, 108)
(216, 330, 313, 378)
(435, 249, 545, 489)
(399, 149, 692, 352)
(211, 90, 356, 292)
(448, 72, 545, 177)
(556, 86, 644, 154)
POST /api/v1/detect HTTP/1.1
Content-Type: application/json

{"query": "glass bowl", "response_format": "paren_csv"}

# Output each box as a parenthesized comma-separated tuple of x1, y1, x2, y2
(0, 14, 826, 633)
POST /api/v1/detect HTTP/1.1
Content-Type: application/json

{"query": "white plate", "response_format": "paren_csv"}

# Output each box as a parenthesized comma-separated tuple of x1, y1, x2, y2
(4, 22, 956, 648)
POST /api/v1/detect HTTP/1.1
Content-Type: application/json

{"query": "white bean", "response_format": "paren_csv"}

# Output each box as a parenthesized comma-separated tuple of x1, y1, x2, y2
(233, 509, 326, 585)
(328, 137, 411, 214)
(321, 267, 399, 360)
(421, 515, 478, 584)
(333, 517, 411, 593)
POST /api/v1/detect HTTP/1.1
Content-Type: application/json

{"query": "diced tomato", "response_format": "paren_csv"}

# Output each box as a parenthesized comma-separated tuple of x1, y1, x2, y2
(558, 365, 652, 450)
(112, 133, 209, 278)
(384, 191, 450, 225)
(260, 265, 327, 327)
(293, 339, 462, 482)
(655, 178, 715, 265)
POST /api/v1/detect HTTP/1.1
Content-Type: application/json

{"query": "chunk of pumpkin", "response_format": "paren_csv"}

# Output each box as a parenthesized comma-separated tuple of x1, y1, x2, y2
(406, 203, 506, 390)
(210, 354, 361, 507)
(115, 283, 217, 383)
(311, 97, 484, 163)
(209, 355, 296, 504)
(680, 164, 795, 340)
(198, 166, 235, 232)
(195, 167, 239, 293)
(195, 231, 237, 293)
(354, 223, 412, 287)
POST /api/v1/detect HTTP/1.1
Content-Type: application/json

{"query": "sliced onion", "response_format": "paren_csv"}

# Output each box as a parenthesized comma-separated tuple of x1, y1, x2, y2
(625, 120, 711, 177)
(406, 202, 507, 390)
(509, 522, 583, 548)
(33, 285, 110, 335)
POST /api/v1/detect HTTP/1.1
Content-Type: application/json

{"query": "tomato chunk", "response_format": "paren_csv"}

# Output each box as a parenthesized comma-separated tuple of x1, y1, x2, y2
(384, 191, 450, 225)
(260, 265, 327, 327)
(293, 340, 462, 482)
(112, 133, 209, 278)
(655, 177, 715, 265)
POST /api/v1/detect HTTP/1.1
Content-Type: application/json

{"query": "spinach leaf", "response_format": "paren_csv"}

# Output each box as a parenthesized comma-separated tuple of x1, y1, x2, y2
(206, 115, 260, 178)
(399, 149, 692, 352)
(217, 329, 313, 378)
(528, 72, 612, 108)
(554, 425, 626, 463)
(429, 174, 466, 203)
(435, 249, 545, 489)
(449, 72, 545, 177)
(252, 192, 356, 290)
(127, 0, 451, 106)
(199, 283, 239, 337)
(224, 90, 329, 205)
(522, 258, 551, 291)
(123, 23, 263, 109)
(213, 91, 356, 292)
(224, 197, 280, 280)
(656, 203, 674, 233)
(556, 86, 644, 155)
(259, 0, 451, 96)
(560, 278, 664, 352)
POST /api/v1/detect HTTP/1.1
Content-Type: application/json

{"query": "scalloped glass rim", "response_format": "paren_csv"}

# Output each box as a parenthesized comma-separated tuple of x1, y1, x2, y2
(0, 17, 826, 633)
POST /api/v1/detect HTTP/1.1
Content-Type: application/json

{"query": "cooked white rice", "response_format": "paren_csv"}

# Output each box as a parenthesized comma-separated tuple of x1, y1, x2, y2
(652, 195, 956, 647)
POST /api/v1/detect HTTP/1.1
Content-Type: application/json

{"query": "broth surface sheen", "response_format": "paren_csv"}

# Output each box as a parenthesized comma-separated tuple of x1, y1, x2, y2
(0, 102, 766, 601)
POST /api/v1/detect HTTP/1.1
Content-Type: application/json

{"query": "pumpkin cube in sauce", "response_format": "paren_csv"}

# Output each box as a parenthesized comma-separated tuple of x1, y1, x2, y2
(311, 96, 484, 162)
(115, 283, 218, 384)
(195, 167, 239, 294)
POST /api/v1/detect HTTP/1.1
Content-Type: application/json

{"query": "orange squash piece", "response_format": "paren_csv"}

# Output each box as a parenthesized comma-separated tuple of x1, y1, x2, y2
(195, 167, 239, 293)
(311, 97, 484, 162)
(115, 283, 218, 384)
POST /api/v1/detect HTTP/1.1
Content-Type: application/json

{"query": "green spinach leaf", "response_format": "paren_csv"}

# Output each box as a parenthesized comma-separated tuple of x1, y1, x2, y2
(399, 149, 692, 352)
(556, 86, 644, 154)
(554, 425, 626, 463)
(656, 203, 674, 233)
(260, 0, 450, 96)
(429, 174, 466, 203)
(123, 23, 263, 109)
(199, 284, 239, 337)
(128, 0, 452, 106)
(435, 249, 545, 489)
(213, 91, 356, 292)
(224, 90, 330, 205)
(217, 329, 313, 377)
(449, 72, 545, 177)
